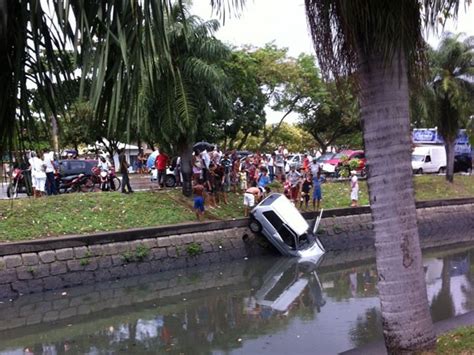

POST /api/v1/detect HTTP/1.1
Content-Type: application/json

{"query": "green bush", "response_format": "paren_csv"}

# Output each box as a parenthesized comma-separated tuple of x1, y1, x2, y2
(121, 244, 150, 263)
(186, 242, 203, 256)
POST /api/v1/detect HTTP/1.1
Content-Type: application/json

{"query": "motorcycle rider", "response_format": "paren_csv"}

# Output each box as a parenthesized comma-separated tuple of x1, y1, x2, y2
(97, 155, 112, 191)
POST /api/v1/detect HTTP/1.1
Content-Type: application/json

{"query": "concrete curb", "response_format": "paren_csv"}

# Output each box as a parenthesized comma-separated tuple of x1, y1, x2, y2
(1, 197, 473, 257)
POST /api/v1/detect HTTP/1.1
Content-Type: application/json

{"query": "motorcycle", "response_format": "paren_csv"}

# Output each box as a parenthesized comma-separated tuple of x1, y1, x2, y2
(7, 168, 33, 198)
(91, 166, 121, 191)
(56, 173, 95, 194)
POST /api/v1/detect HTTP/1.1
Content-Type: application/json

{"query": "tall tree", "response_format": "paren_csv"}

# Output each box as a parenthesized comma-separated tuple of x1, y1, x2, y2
(218, 48, 267, 150)
(296, 74, 361, 153)
(220, 45, 308, 150)
(303, 0, 466, 352)
(0, 1, 181, 155)
(428, 33, 474, 182)
(144, 4, 229, 197)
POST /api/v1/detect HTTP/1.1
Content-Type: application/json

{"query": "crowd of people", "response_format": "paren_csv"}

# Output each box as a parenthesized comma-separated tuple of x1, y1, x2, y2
(7, 144, 360, 220)
(187, 145, 359, 221)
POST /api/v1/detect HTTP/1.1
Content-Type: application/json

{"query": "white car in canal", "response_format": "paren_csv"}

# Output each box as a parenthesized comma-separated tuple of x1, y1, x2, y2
(249, 193, 326, 259)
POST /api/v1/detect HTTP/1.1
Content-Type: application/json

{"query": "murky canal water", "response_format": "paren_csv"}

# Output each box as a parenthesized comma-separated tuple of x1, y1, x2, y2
(1, 244, 474, 354)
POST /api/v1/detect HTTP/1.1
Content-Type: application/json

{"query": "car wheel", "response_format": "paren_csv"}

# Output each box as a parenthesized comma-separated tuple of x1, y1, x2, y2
(165, 174, 176, 188)
(249, 218, 262, 233)
(438, 167, 446, 174)
(417, 168, 423, 175)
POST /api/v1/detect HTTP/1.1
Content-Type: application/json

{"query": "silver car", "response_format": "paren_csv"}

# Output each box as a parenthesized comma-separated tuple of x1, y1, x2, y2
(249, 193, 325, 258)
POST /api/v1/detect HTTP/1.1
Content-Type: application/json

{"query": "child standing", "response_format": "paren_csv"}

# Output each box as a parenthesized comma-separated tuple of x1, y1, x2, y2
(300, 174, 313, 210)
(193, 179, 205, 221)
(350, 170, 359, 207)
(312, 171, 323, 212)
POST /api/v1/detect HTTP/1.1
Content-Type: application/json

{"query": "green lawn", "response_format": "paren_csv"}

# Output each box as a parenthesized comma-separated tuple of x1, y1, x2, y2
(428, 326, 474, 354)
(0, 175, 472, 242)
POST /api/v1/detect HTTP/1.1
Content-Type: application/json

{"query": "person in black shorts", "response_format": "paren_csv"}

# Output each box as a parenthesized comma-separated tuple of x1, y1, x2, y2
(300, 174, 313, 210)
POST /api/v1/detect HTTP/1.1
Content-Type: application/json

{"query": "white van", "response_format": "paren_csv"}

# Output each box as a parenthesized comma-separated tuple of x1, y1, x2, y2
(411, 145, 446, 174)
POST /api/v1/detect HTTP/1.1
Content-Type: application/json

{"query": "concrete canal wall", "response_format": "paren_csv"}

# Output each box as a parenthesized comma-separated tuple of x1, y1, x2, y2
(0, 198, 473, 300)
(0, 261, 249, 334)
(318, 202, 474, 251)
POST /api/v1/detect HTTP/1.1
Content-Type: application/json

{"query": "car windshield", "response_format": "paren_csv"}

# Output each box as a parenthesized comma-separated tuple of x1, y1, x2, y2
(317, 153, 335, 161)
(412, 155, 425, 162)
(332, 152, 348, 159)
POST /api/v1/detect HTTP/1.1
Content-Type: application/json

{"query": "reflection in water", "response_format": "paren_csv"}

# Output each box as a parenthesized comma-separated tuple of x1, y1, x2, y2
(1, 247, 474, 354)
(349, 307, 384, 348)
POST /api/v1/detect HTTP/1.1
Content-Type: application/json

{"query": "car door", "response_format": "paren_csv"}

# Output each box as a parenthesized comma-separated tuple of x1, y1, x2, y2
(423, 155, 435, 172)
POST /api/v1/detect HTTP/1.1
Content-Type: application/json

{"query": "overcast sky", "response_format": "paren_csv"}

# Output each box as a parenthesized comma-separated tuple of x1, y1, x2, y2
(192, 1, 474, 123)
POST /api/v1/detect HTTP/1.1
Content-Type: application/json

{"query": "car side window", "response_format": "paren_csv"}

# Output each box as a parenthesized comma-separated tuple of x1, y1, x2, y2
(70, 161, 86, 170)
(425, 155, 431, 163)
(263, 211, 283, 231)
(278, 225, 297, 250)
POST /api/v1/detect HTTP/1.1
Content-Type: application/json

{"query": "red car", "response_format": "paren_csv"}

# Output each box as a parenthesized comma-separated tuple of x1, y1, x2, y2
(322, 150, 366, 175)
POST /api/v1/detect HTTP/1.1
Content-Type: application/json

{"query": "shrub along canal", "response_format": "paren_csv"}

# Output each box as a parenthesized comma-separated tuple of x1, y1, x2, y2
(1, 239, 474, 354)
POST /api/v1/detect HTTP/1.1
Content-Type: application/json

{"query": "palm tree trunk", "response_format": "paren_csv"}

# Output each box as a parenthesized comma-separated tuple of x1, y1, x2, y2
(178, 143, 193, 197)
(445, 140, 455, 183)
(358, 51, 436, 352)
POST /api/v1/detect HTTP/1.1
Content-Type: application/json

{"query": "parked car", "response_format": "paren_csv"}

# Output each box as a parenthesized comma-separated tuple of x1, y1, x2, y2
(411, 145, 446, 174)
(454, 154, 472, 174)
(235, 150, 252, 160)
(150, 167, 178, 187)
(315, 152, 335, 164)
(321, 150, 366, 175)
(286, 153, 312, 171)
(58, 159, 97, 177)
(249, 193, 325, 258)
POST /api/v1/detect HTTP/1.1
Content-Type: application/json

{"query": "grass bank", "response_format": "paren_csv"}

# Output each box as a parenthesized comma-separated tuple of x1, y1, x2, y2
(0, 175, 472, 242)
(429, 326, 474, 354)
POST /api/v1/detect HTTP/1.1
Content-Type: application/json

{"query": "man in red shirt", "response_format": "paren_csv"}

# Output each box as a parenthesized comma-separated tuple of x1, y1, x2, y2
(155, 151, 169, 189)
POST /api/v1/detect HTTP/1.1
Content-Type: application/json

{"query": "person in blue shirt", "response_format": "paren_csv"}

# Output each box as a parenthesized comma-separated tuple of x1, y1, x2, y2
(257, 167, 270, 188)
(312, 171, 323, 212)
